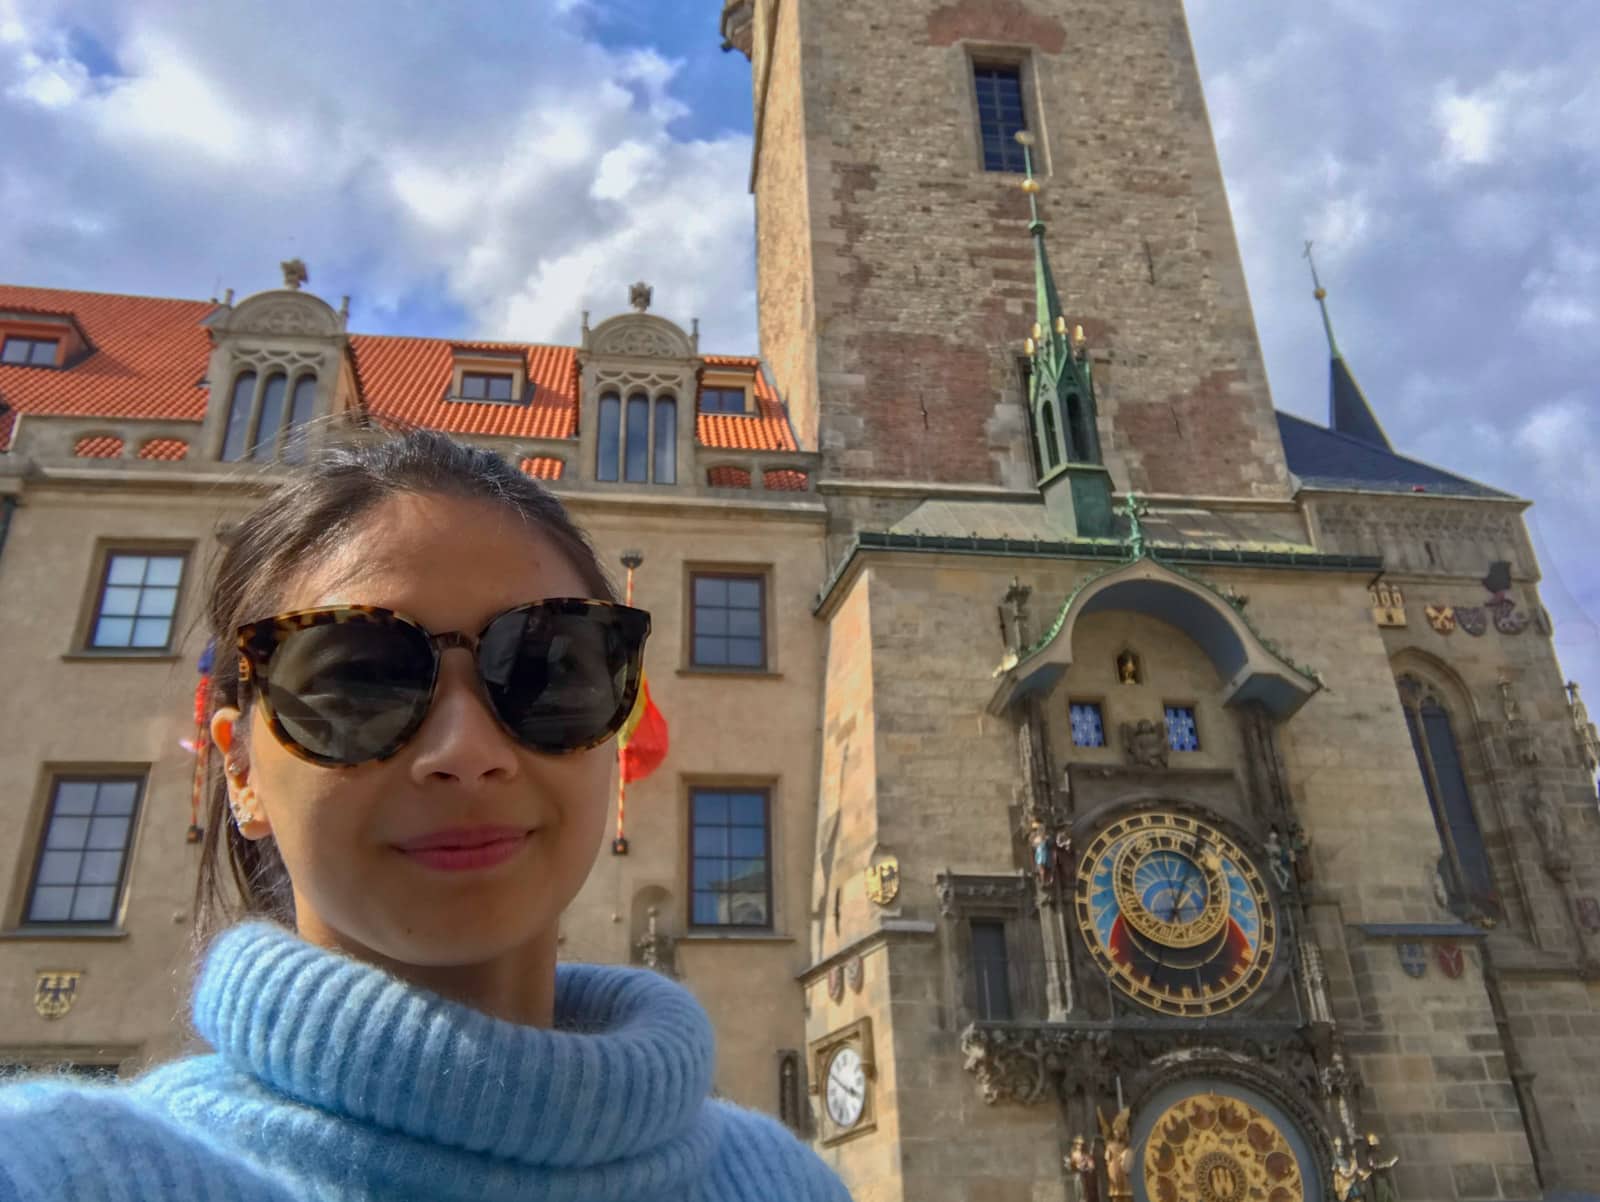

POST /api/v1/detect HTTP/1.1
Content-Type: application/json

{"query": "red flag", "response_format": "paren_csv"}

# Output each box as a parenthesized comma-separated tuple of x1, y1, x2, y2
(618, 673, 668, 784)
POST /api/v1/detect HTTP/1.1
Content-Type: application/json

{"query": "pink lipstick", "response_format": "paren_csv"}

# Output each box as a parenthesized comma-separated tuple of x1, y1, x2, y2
(393, 826, 531, 872)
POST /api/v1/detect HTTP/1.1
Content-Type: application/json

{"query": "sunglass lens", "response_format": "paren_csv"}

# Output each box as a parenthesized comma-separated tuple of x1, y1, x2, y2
(263, 619, 436, 764)
(478, 606, 645, 752)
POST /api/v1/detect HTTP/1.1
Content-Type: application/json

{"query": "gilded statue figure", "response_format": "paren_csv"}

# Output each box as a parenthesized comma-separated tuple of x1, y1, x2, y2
(1330, 1136, 1367, 1202)
(1097, 1107, 1133, 1202)
(1065, 1134, 1099, 1202)
(1364, 1133, 1400, 1202)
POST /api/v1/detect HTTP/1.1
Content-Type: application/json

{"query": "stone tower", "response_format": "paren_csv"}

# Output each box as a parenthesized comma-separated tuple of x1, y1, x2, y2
(721, 0, 1290, 501)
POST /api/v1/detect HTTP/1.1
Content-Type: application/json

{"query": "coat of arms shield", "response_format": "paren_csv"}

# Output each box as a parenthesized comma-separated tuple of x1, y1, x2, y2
(1397, 943, 1427, 979)
(34, 971, 82, 1019)
(865, 857, 900, 906)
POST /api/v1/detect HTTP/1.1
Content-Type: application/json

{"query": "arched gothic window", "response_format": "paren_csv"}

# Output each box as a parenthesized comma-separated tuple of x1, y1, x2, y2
(1040, 402, 1061, 471)
(624, 393, 650, 482)
(220, 371, 256, 462)
(596, 393, 621, 481)
(653, 395, 677, 484)
(221, 370, 318, 463)
(1396, 674, 1498, 920)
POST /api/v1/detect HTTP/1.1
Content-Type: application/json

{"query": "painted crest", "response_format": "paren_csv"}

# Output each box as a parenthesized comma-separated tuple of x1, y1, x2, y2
(1490, 597, 1529, 635)
(1436, 942, 1465, 979)
(1576, 895, 1600, 934)
(827, 964, 845, 1003)
(34, 970, 82, 1019)
(1456, 606, 1487, 637)
(1424, 605, 1456, 634)
(846, 955, 865, 994)
(1397, 943, 1427, 978)
(865, 857, 900, 906)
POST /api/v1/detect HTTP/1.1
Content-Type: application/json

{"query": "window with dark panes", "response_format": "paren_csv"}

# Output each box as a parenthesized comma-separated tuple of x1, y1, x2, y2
(692, 573, 765, 669)
(460, 371, 516, 402)
(701, 387, 746, 415)
(691, 788, 771, 928)
(25, 777, 143, 925)
(283, 375, 318, 464)
(597, 393, 621, 481)
(89, 552, 184, 650)
(220, 371, 256, 462)
(624, 394, 650, 482)
(653, 396, 677, 484)
(1, 336, 59, 366)
(970, 919, 1013, 1020)
(973, 64, 1028, 172)
(250, 373, 287, 460)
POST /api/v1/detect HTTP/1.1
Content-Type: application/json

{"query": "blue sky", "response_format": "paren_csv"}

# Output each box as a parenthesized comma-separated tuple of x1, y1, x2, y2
(3, 0, 1598, 706)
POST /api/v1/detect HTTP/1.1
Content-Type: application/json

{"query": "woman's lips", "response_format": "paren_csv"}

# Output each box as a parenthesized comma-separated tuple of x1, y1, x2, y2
(393, 826, 532, 872)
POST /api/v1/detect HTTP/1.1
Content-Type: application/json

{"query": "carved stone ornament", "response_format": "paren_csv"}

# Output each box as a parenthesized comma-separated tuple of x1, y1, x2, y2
(1576, 896, 1600, 934)
(864, 856, 900, 906)
(280, 258, 309, 290)
(1424, 604, 1456, 634)
(1490, 595, 1530, 635)
(1523, 787, 1573, 880)
(1121, 718, 1169, 769)
(34, 970, 82, 1019)
(827, 964, 845, 1003)
(628, 280, 653, 312)
(1456, 606, 1487, 637)
(1436, 941, 1465, 979)
(846, 955, 864, 993)
(935, 872, 1035, 919)
(1116, 648, 1143, 684)
(227, 296, 340, 337)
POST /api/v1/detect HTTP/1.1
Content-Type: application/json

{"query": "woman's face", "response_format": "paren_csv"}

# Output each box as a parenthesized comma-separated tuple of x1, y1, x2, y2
(212, 492, 614, 969)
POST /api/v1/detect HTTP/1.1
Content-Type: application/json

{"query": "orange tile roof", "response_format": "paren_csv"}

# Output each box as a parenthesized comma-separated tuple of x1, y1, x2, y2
(698, 355, 796, 452)
(0, 287, 803, 464)
(0, 286, 213, 451)
(138, 437, 189, 461)
(519, 456, 564, 480)
(707, 465, 752, 488)
(350, 336, 577, 440)
(74, 435, 123, 458)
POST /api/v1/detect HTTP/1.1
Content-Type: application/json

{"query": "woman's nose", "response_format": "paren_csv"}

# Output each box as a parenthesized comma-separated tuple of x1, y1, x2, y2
(406, 649, 519, 787)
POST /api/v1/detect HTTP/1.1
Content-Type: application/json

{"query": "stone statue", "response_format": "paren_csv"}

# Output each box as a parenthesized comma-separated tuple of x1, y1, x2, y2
(1053, 829, 1074, 883)
(1065, 1134, 1098, 1202)
(1288, 820, 1313, 883)
(629, 280, 653, 312)
(1030, 820, 1053, 887)
(1364, 1133, 1400, 1202)
(1120, 719, 1169, 770)
(1097, 1107, 1133, 1201)
(1265, 827, 1293, 891)
(1330, 1136, 1366, 1202)
(280, 258, 308, 290)
(1523, 787, 1573, 879)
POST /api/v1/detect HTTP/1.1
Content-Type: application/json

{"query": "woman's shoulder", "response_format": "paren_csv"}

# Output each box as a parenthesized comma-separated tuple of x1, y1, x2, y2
(704, 1099, 852, 1201)
(0, 1066, 283, 1202)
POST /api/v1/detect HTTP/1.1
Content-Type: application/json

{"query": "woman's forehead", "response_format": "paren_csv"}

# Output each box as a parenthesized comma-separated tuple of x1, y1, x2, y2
(288, 494, 587, 621)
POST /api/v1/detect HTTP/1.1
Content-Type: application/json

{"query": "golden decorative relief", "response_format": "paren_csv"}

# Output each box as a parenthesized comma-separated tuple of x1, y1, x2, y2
(1142, 1092, 1304, 1202)
(34, 970, 82, 1019)
(864, 856, 900, 906)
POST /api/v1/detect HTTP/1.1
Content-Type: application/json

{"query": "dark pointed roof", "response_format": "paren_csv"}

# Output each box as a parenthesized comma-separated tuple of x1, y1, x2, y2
(1329, 355, 1390, 450)
(1276, 411, 1514, 499)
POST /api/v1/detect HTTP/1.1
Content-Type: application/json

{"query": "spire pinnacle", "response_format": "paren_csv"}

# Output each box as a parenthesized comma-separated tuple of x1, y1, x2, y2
(1303, 240, 1339, 359)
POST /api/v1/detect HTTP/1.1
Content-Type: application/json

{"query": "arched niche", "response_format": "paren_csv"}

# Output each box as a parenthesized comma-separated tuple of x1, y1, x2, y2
(209, 289, 344, 339)
(989, 557, 1319, 721)
(584, 313, 696, 360)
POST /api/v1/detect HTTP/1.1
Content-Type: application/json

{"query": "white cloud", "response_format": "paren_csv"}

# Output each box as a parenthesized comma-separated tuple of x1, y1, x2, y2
(1521, 236, 1600, 336)
(1434, 81, 1507, 167)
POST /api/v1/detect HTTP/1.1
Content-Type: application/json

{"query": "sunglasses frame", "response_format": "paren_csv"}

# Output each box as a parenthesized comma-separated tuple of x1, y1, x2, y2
(235, 599, 650, 768)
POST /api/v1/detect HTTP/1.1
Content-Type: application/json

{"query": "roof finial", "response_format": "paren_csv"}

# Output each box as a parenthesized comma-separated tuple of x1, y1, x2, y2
(1303, 240, 1339, 359)
(280, 258, 309, 291)
(629, 281, 653, 312)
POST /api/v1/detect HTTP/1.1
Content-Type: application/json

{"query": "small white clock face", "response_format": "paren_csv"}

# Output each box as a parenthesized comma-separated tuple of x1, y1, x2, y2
(825, 1046, 866, 1129)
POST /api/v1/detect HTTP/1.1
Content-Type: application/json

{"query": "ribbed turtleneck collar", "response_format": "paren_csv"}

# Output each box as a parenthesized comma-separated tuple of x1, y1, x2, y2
(186, 921, 718, 1188)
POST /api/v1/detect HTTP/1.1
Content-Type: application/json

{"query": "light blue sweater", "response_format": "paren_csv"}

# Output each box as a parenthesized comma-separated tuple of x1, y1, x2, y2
(0, 922, 850, 1201)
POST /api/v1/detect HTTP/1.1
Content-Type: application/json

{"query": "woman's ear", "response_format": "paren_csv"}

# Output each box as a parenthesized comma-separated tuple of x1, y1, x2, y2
(211, 707, 273, 841)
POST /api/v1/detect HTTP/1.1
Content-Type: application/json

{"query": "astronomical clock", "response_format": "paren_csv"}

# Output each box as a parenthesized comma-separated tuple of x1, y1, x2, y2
(1074, 810, 1278, 1017)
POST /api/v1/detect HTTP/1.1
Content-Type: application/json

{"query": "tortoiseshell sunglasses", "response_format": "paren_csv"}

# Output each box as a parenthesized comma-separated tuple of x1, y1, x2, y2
(235, 600, 651, 767)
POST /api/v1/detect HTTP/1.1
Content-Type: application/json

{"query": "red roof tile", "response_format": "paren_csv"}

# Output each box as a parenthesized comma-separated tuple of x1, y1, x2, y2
(698, 355, 796, 452)
(0, 287, 803, 464)
(0, 286, 213, 452)
(707, 465, 752, 488)
(74, 435, 124, 458)
(764, 468, 810, 491)
(138, 437, 189, 461)
(519, 456, 564, 480)
(350, 336, 577, 440)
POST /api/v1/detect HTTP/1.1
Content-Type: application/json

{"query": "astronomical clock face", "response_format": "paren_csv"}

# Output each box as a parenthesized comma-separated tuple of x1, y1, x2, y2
(1075, 811, 1276, 1017)
(1141, 1091, 1311, 1202)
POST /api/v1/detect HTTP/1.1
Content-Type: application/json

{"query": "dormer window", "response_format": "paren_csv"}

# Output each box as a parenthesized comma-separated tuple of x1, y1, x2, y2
(460, 371, 516, 402)
(2, 336, 59, 367)
(701, 387, 746, 414)
(449, 350, 526, 404)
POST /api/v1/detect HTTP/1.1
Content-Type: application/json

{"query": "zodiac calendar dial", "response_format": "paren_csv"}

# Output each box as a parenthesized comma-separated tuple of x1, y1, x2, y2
(1075, 811, 1277, 1017)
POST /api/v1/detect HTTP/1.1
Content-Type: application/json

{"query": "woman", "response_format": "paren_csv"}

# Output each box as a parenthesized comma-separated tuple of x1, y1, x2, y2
(0, 430, 850, 1202)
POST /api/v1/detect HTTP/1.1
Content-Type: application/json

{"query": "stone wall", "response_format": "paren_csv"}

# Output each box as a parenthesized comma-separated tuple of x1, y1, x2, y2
(745, 0, 1290, 498)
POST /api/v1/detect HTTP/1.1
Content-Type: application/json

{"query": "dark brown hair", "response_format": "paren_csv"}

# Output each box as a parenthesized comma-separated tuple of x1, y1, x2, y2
(192, 428, 616, 942)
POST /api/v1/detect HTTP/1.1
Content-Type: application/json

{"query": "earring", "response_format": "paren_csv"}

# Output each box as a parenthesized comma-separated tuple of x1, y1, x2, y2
(230, 787, 260, 829)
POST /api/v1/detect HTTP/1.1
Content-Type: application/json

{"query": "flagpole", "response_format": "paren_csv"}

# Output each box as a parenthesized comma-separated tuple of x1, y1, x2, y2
(614, 550, 644, 855)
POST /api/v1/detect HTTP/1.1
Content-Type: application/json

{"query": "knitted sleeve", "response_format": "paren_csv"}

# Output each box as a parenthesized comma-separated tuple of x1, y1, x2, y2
(0, 1079, 278, 1202)
(704, 1103, 853, 1201)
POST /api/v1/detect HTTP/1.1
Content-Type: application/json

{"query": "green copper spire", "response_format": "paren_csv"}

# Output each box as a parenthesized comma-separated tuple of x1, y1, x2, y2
(1015, 132, 1111, 537)
(1303, 241, 1391, 451)
(1016, 132, 1101, 471)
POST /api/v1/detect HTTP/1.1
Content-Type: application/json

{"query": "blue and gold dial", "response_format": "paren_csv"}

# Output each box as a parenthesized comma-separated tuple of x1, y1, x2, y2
(1075, 811, 1276, 1017)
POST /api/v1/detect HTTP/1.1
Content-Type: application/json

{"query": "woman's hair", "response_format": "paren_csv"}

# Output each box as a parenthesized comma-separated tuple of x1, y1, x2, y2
(192, 428, 617, 942)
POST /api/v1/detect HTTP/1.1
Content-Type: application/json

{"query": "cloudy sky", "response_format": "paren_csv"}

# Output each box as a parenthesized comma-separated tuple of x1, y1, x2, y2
(4, 0, 1598, 705)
